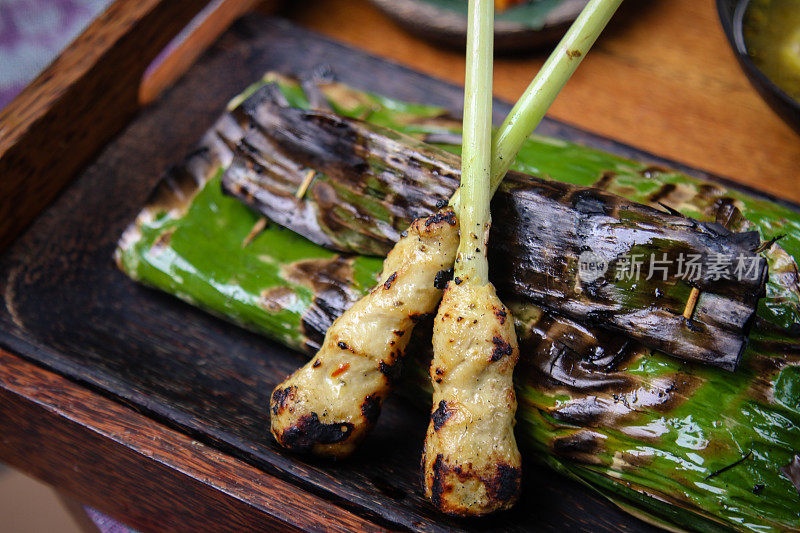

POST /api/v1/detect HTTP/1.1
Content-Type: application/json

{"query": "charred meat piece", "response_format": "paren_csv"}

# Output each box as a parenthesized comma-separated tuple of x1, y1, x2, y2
(422, 283, 521, 515)
(269, 209, 459, 457)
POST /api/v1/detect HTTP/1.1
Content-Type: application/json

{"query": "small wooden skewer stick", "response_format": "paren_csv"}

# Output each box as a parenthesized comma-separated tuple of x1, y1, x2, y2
(683, 287, 700, 319)
(242, 217, 267, 247)
(682, 202, 753, 321)
(295, 169, 316, 199)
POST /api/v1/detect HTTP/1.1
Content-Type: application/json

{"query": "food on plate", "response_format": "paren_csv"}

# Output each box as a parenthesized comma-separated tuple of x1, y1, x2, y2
(116, 0, 800, 518)
(421, 0, 522, 514)
(268, 0, 624, 466)
(224, 89, 767, 371)
(116, 73, 800, 529)
(269, 208, 459, 457)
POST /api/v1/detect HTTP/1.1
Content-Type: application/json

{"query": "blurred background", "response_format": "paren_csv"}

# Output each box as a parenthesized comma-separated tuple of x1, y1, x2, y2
(2, 0, 798, 205)
(0, 0, 110, 109)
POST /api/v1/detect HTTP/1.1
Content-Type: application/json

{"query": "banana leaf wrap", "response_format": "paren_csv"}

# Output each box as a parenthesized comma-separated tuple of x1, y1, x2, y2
(221, 86, 768, 370)
(116, 74, 800, 532)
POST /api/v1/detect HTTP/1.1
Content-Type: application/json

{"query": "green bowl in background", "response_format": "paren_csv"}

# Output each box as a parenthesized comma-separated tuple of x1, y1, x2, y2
(368, 0, 588, 52)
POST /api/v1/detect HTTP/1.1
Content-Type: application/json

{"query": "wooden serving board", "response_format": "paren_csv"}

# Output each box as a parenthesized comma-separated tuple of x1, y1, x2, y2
(1, 14, 794, 532)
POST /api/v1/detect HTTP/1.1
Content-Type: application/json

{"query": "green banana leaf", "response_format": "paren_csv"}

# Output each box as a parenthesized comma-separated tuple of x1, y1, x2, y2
(116, 74, 800, 532)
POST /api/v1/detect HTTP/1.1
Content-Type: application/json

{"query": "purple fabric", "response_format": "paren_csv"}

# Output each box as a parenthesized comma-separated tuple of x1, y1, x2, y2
(84, 505, 139, 533)
(0, 0, 111, 110)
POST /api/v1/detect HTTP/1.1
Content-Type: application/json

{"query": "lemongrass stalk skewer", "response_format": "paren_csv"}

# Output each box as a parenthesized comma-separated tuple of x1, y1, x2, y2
(269, 0, 623, 460)
(420, 0, 523, 516)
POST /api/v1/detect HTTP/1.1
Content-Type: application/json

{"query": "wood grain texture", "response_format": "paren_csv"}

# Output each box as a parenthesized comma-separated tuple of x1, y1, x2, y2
(283, 0, 800, 203)
(0, 0, 206, 252)
(139, 0, 265, 106)
(0, 15, 668, 532)
(0, 350, 386, 533)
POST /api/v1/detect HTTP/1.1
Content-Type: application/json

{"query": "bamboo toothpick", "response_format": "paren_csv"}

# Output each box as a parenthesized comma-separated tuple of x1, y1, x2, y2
(683, 287, 700, 319)
(242, 217, 267, 247)
(295, 169, 316, 199)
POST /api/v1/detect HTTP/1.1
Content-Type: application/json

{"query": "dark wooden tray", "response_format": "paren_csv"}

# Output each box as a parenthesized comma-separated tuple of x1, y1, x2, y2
(2, 14, 794, 532)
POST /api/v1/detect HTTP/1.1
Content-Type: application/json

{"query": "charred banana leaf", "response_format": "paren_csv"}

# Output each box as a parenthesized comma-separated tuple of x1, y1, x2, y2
(116, 75, 800, 532)
(221, 85, 767, 370)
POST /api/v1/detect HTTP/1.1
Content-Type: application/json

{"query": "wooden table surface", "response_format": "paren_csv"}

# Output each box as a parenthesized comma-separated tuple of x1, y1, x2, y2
(284, 0, 800, 203)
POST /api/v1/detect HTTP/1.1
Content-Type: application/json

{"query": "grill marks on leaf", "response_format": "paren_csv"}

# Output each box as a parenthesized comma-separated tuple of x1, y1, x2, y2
(552, 430, 606, 464)
(226, 95, 462, 255)
(150, 228, 176, 255)
(145, 161, 209, 216)
(648, 183, 676, 204)
(593, 170, 617, 190)
(282, 256, 357, 352)
(512, 310, 704, 437)
(516, 312, 642, 394)
(258, 286, 297, 313)
(780, 455, 800, 495)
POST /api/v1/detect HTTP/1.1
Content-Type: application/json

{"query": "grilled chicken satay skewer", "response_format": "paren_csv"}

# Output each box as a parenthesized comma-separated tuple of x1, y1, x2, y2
(424, 0, 623, 513)
(421, 0, 520, 515)
(270, 0, 623, 459)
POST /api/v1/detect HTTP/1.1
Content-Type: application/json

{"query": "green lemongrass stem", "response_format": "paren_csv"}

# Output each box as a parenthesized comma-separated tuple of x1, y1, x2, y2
(490, 0, 622, 190)
(450, 0, 623, 210)
(455, 0, 494, 285)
